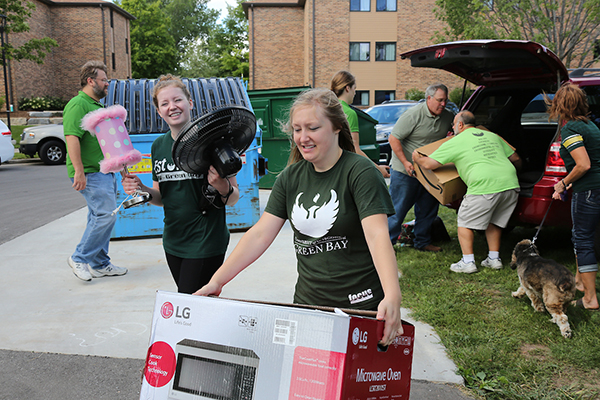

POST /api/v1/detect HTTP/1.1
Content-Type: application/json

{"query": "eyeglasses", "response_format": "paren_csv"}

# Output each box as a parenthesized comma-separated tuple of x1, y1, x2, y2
(432, 96, 447, 104)
(95, 78, 109, 84)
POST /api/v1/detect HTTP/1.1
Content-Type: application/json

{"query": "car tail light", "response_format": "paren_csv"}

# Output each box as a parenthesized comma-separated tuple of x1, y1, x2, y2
(545, 141, 567, 176)
(1, 130, 10, 137)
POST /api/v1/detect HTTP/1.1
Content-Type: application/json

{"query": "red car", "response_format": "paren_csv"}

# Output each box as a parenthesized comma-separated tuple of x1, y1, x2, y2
(401, 40, 600, 229)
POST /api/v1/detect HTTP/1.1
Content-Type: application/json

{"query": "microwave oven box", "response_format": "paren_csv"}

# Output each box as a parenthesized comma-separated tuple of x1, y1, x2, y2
(140, 291, 415, 400)
(413, 133, 516, 205)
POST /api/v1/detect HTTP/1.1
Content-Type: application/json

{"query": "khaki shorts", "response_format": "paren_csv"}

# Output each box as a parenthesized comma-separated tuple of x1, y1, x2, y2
(457, 189, 519, 230)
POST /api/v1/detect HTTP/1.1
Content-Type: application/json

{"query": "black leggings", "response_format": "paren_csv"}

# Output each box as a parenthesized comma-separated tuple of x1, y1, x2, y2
(165, 253, 225, 294)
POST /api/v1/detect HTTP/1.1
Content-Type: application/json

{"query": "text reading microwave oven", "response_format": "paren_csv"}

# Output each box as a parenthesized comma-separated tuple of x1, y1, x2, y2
(169, 339, 260, 400)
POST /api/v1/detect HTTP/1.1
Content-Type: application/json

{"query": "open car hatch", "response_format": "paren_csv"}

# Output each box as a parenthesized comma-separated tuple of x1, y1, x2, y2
(400, 40, 568, 86)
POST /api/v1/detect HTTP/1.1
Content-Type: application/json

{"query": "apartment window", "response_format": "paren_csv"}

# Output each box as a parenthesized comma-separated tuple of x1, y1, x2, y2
(350, 42, 370, 61)
(125, 38, 129, 54)
(375, 91, 395, 104)
(110, 9, 114, 28)
(376, 0, 397, 11)
(352, 91, 369, 107)
(112, 53, 116, 70)
(376, 42, 396, 61)
(350, 0, 370, 11)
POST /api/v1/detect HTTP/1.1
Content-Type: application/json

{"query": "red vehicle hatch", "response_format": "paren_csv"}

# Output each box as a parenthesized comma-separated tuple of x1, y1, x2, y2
(400, 40, 568, 87)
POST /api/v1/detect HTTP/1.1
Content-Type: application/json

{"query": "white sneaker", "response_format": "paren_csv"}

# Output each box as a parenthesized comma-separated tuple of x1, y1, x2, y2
(68, 257, 92, 281)
(89, 263, 128, 278)
(450, 259, 478, 274)
(481, 257, 503, 270)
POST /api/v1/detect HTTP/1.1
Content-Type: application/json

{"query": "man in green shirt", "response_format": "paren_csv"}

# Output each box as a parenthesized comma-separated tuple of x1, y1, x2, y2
(388, 83, 454, 252)
(413, 111, 521, 274)
(64, 61, 127, 281)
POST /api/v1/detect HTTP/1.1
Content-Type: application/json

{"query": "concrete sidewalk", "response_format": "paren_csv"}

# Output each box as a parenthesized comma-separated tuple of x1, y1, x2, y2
(0, 189, 469, 398)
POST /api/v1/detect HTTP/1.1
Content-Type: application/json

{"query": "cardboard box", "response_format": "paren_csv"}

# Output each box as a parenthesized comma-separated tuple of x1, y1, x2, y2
(413, 137, 466, 205)
(140, 291, 415, 400)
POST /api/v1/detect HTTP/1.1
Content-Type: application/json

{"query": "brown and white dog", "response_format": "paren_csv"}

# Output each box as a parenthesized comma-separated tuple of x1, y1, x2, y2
(510, 239, 576, 338)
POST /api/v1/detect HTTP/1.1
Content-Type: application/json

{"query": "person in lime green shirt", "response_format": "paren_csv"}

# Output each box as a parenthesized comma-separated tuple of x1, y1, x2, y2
(64, 61, 127, 282)
(330, 70, 390, 178)
(413, 111, 521, 274)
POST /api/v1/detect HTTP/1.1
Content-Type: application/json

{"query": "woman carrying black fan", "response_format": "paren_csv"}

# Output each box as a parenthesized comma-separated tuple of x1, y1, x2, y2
(122, 74, 239, 294)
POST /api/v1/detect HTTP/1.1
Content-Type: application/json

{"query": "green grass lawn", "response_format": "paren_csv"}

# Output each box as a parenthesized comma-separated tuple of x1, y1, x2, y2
(397, 206, 600, 399)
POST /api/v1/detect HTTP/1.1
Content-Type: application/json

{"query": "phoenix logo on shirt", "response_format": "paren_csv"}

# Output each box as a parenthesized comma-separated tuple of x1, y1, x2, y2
(291, 190, 339, 238)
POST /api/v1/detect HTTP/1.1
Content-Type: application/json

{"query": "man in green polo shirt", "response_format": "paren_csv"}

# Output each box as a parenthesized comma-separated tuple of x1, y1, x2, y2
(387, 83, 454, 252)
(64, 61, 127, 281)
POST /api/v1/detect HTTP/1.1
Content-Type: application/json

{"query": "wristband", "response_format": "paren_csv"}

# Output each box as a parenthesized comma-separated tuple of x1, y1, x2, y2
(220, 180, 234, 204)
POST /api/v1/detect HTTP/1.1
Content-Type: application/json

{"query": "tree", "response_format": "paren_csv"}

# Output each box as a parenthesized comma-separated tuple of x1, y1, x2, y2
(0, 0, 57, 64)
(180, 40, 220, 78)
(161, 0, 218, 59)
(181, 0, 249, 79)
(119, 0, 178, 78)
(433, 0, 600, 68)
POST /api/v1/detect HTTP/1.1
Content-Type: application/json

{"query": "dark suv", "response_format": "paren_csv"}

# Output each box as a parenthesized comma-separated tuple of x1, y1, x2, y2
(401, 40, 600, 228)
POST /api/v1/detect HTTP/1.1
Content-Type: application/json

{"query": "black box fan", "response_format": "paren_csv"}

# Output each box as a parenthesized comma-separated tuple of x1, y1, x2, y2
(172, 105, 257, 178)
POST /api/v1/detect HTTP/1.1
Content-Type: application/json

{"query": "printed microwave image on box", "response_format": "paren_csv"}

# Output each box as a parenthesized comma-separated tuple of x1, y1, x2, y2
(169, 339, 260, 400)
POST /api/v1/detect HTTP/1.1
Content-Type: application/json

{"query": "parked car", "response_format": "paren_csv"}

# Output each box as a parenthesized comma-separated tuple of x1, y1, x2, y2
(417, 98, 460, 114)
(520, 93, 556, 124)
(365, 100, 418, 164)
(400, 40, 600, 229)
(19, 124, 66, 165)
(444, 101, 460, 115)
(0, 120, 14, 165)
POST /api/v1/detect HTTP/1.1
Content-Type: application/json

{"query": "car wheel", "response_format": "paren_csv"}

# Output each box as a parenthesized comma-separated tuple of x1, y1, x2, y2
(39, 140, 66, 165)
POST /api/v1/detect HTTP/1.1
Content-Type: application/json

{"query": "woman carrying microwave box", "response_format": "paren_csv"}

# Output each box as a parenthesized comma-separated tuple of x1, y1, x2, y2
(195, 88, 403, 346)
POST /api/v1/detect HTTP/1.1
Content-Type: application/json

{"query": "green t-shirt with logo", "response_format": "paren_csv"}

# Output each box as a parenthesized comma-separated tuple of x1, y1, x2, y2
(560, 120, 600, 193)
(429, 127, 519, 195)
(64, 91, 105, 178)
(151, 131, 229, 258)
(265, 151, 394, 310)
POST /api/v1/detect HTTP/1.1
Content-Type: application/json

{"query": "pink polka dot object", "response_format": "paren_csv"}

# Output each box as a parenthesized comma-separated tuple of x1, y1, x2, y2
(80, 104, 142, 173)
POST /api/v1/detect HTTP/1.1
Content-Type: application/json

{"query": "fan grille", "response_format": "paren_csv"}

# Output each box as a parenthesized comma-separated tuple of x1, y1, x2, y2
(172, 106, 257, 175)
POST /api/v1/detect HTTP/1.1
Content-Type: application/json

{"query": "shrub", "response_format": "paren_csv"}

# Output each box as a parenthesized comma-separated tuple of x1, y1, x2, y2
(18, 96, 69, 111)
(449, 87, 475, 106)
(404, 88, 425, 101)
(0, 96, 4, 111)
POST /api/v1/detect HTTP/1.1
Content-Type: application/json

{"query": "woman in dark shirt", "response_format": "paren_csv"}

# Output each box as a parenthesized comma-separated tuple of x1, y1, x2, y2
(551, 83, 600, 311)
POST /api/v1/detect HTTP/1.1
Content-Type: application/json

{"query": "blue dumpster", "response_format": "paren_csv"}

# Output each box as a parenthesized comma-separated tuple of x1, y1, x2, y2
(102, 78, 264, 239)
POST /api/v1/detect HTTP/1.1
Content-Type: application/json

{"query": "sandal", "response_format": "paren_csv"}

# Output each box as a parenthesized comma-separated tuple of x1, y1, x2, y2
(572, 298, 599, 311)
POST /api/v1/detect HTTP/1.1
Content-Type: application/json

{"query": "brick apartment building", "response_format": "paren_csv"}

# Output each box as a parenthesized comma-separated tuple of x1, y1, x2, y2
(242, 0, 462, 107)
(0, 0, 133, 111)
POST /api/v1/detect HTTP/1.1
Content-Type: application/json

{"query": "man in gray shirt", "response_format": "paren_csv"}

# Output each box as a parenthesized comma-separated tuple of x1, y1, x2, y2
(388, 83, 454, 252)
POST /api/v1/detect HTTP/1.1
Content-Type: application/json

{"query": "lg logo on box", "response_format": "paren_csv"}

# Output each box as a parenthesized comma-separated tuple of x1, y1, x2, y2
(352, 328, 368, 346)
(160, 302, 191, 320)
(160, 302, 174, 319)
